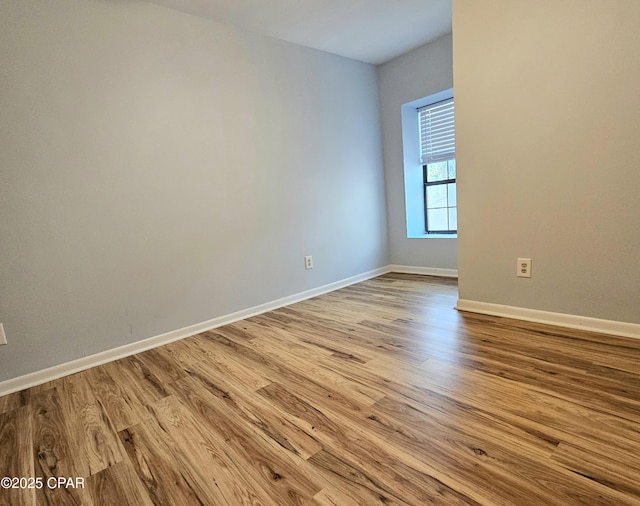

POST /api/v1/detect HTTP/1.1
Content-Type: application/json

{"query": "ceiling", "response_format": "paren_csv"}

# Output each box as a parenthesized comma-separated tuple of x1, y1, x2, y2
(147, 0, 452, 65)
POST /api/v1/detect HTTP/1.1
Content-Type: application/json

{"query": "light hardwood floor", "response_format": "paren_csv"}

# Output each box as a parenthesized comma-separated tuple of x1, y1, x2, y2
(2, 273, 640, 505)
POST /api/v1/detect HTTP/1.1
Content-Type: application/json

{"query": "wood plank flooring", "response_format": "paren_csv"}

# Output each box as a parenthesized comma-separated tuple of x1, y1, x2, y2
(2, 273, 640, 505)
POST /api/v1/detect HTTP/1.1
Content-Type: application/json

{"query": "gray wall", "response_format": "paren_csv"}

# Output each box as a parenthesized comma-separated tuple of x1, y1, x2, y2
(0, 0, 388, 381)
(453, 0, 640, 323)
(377, 34, 458, 269)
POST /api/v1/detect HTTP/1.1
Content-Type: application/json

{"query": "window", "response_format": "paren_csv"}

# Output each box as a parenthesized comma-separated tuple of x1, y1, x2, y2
(400, 88, 455, 238)
(418, 98, 457, 234)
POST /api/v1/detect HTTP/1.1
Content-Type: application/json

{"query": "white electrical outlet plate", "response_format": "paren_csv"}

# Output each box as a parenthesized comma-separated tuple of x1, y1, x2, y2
(0, 323, 6, 345)
(517, 258, 532, 278)
(304, 255, 313, 270)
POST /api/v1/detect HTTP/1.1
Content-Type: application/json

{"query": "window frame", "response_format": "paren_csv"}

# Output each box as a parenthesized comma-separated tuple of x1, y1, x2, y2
(423, 161, 457, 234)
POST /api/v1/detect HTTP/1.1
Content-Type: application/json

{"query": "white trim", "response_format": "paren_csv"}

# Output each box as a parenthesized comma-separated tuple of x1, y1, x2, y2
(455, 299, 640, 340)
(389, 265, 458, 278)
(11, 266, 638, 396)
(0, 266, 389, 397)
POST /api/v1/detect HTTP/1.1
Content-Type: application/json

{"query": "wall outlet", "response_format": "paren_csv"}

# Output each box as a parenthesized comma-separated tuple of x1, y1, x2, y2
(517, 258, 532, 278)
(0, 323, 6, 345)
(304, 255, 313, 270)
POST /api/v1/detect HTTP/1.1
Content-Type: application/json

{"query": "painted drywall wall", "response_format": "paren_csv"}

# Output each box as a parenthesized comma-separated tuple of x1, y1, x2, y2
(377, 34, 457, 268)
(453, 0, 640, 323)
(0, 0, 388, 381)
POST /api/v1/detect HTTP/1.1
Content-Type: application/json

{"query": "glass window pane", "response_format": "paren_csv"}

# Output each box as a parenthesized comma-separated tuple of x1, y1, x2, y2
(426, 185, 447, 208)
(448, 159, 456, 179)
(449, 207, 458, 231)
(428, 208, 448, 231)
(426, 162, 447, 182)
(447, 183, 457, 207)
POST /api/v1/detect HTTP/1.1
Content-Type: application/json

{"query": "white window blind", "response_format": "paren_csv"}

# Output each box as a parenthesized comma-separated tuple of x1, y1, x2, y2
(418, 98, 455, 164)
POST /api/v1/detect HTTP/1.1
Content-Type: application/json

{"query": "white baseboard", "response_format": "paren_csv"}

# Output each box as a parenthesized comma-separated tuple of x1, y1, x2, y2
(455, 299, 640, 340)
(0, 266, 389, 397)
(389, 264, 458, 278)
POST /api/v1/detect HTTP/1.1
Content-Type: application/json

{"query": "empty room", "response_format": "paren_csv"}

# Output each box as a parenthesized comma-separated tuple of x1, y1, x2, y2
(1, 0, 640, 504)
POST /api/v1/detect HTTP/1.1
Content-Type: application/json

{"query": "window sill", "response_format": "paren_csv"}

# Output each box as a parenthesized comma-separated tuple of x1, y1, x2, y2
(408, 233, 458, 239)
